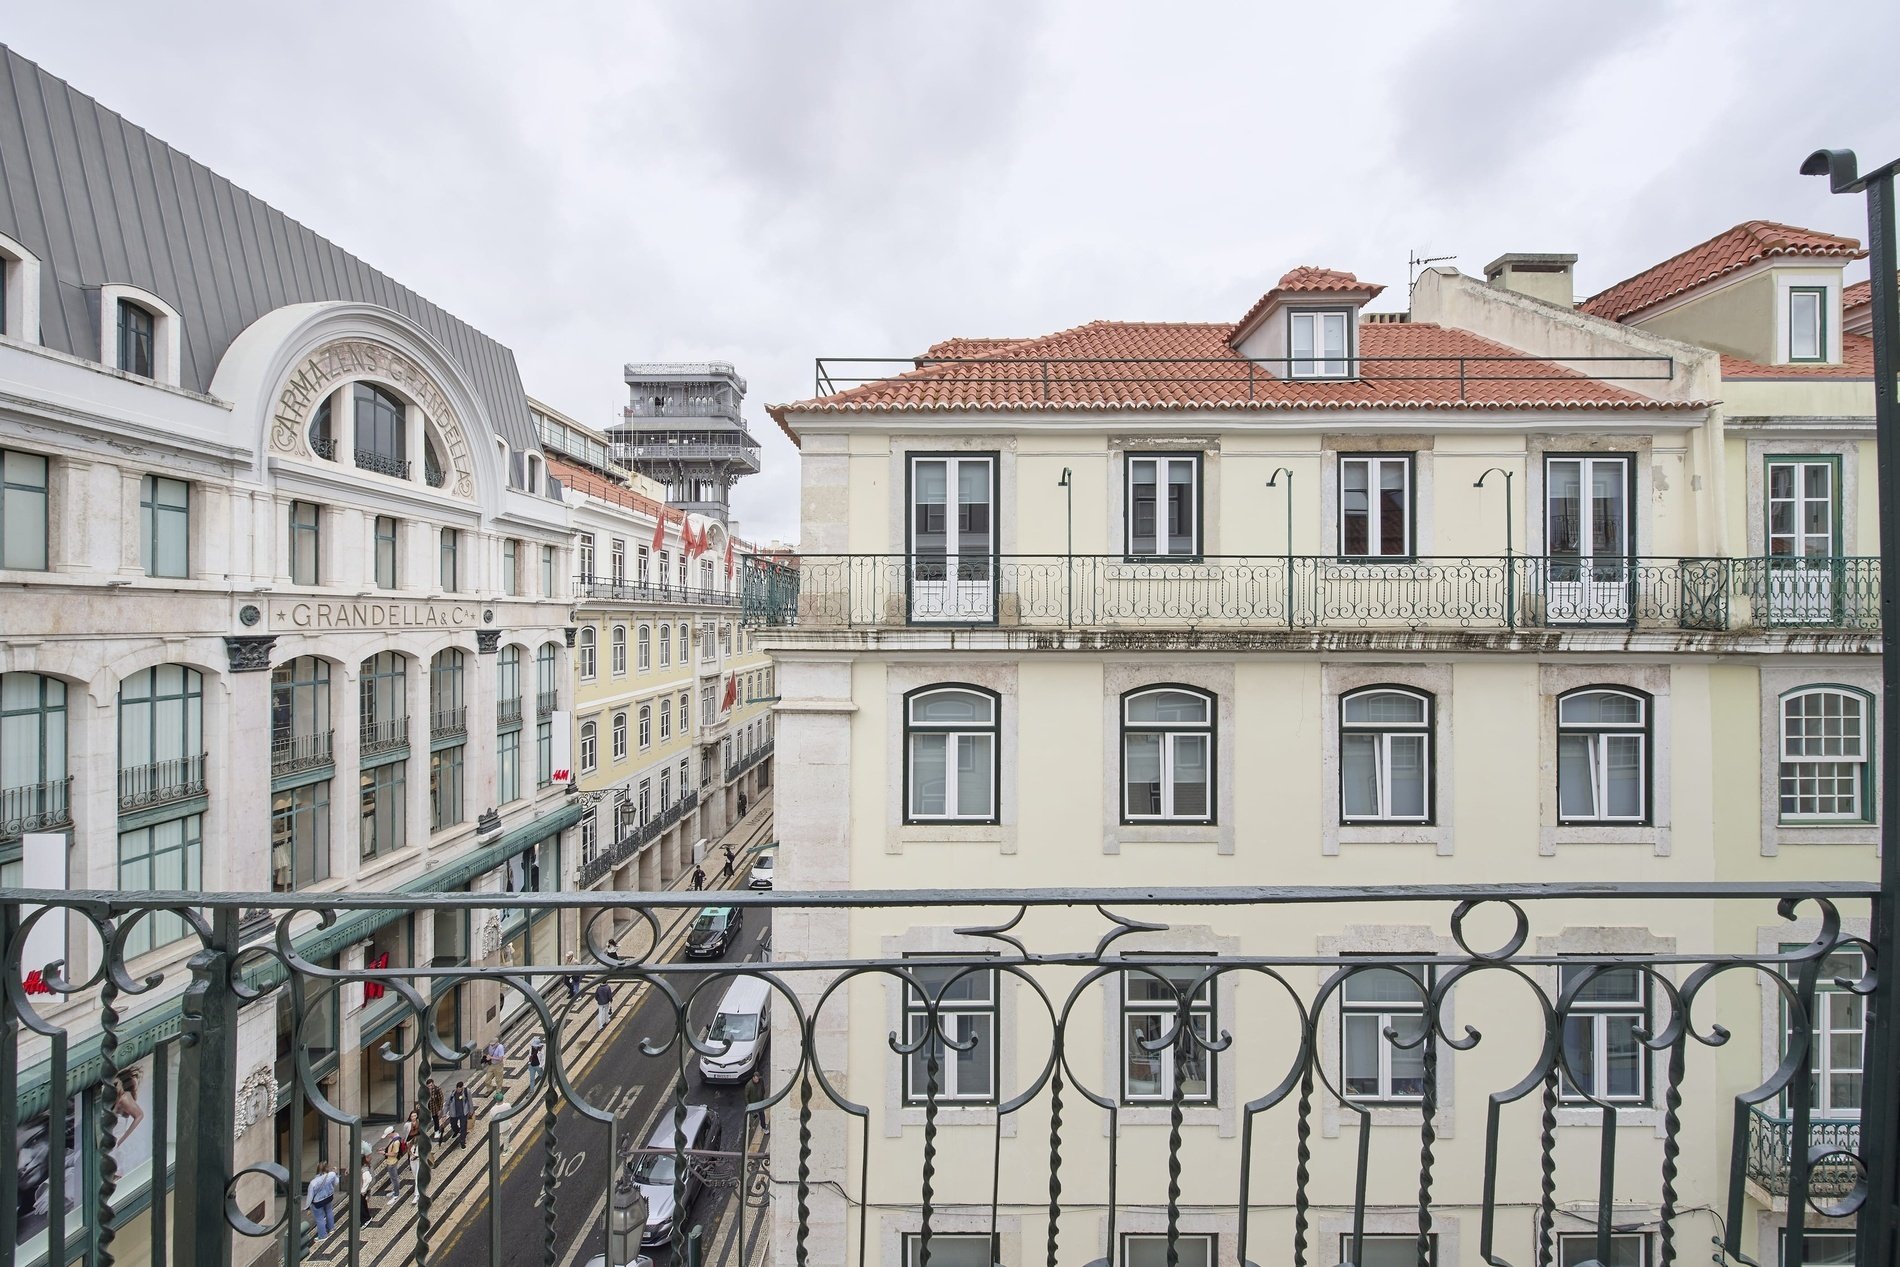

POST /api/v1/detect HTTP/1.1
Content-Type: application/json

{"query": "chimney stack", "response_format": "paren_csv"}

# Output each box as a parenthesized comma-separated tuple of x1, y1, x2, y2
(1483, 253, 1578, 308)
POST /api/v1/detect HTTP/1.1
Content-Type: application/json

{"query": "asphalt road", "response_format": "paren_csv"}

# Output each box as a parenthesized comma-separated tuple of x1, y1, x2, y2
(433, 904, 771, 1267)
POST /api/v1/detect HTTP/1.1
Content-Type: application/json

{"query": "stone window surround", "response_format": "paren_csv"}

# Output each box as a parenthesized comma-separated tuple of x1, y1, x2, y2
(0, 230, 42, 344)
(883, 435, 1019, 560)
(1523, 434, 1656, 558)
(1535, 925, 1676, 1131)
(1100, 662, 1236, 855)
(1758, 663, 1880, 853)
(1536, 663, 1672, 857)
(1754, 1210, 1858, 1267)
(1106, 438, 1222, 559)
(1098, 1210, 1238, 1267)
(96, 283, 183, 387)
(1756, 912, 1871, 1098)
(1315, 925, 1459, 1139)
(1317, 1209, 1461, 1267)
(877, 1210, 1020, 1267)
(883, 661, 1019, 854)
(878, 925, 1019, 1138)
(1321, 663, 1455, 855)
(1743, 438, 1863, 559)
(1098, 925, 1242, 1137)
(1316, 433, 1437, 557)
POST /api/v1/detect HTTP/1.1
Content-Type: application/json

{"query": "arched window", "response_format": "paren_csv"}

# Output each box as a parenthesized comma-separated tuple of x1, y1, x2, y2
(611, 625, 627, 675)
(535, 644, 558, 714)
(578, 626, 598, 681)
(498, 646, 523, 723)
(905, 686, 999, 823)
(1780, 687, 1873, 822)
(579, 720, 598, 773)
(430, 650, 466, 739)
(270, 657, 332, 769)
(1, 672, 70, 845)
(1339, 687, 1432, 824)
(659, 695, 672, 740)
(639, 704, 653, 751)
(118, 665, 205, 791)
(360, 652, 409, 754)
(678, 623, 689, 664)
(612, 711, 628, 760)
(308, 396, 336, 460)
(1556, 687, 1649, 824)
(658, 623, 671, 668)
(678, 692, 688, 734)
(636, 624, 654, 672)
(353, 383, 409, 478)
(1122, 686, 1214, 823)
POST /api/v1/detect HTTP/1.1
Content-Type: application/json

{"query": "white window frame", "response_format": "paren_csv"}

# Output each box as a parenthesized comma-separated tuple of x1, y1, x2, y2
(1290, 308, 1352, 379)
(1779, 687, 1871, 823)
(1779, 1228, 1857, 1266)
(1556, 688, 1649, 825)
(901, 1234, 996, 1267)
(578, 533, 595, 582)
(98, 284, 181, 386)
(1339, 687, 1433, 824)
(905, 687, 999, 824)
(1338, 454, 1413, 559)
(658, 623, 671, 668)
(1788, 285, 1827, 363)
(637, 625, 652, 672)
(1558, 962, 1650, 1105)
(1121, 686, 1214, 824)
(577, 626, 597, 681)
(1121, 1233, 1215, 1267)
(1555, 1232, 1649, 1267)
(1781, 943, 1866, 1121)
(611, 625, 627, 676)
(660, 698, 672, 741)
(901, 959, 998, 1104)
(1340, 962, 1434, 1103)
(611, 712, 627, 761)
(578, 721, 597, 773)
(1120, 965, 1216, 1105)
(1125, 454, 1201, 559)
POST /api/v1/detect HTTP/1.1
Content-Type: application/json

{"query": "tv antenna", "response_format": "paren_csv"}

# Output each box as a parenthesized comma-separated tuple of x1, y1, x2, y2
(1409, 251, 1457, 294)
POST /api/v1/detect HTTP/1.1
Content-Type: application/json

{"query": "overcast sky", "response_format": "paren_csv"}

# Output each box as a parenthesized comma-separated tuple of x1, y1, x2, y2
(11, 2, 1899, 544)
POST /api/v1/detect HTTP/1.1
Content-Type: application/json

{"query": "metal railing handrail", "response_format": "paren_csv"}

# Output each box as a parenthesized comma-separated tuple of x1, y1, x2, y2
(0, 776, 74, 840)
(270, 729, 335, 774)
(573, 578, 740, 607)
(116, 753, 207, 811)
(536, 690, 560, 717)
(358, 716, 409, 755)
(429, 706, 468, 740)
(353, 448, 412, 480)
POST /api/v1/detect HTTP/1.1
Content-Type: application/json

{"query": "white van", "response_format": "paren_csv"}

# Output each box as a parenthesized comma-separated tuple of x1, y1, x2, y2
(697, 975, 771, 1084)
(748, 846, 777, 890)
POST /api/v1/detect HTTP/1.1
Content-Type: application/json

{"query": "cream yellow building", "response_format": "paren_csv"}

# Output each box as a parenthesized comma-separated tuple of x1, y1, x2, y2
(756, 225, 1881, 1267)
(530, 400, 775, 913)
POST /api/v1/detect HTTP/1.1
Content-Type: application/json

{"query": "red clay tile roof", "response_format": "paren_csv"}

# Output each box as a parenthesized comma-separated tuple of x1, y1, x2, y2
(547, 456, 768, 554)
(1720, 333, 1877, 379)
(1581, 220, 1865, 323)
(921, 337, 1030, 359)
(769, 318, 1701, 440)
(1231, 267, 1386, 344)
(1845, 278, 1871, 309)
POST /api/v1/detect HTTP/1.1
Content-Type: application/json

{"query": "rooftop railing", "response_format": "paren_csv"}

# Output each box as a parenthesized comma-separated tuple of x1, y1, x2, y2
(0, 881, 1880, 1267)
(744, 554, 1882, 635)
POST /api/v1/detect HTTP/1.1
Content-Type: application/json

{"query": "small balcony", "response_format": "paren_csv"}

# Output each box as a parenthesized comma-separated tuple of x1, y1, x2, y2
(498, 697, 523, 727)
(1, 777, 73, 841)
(270, 729, 334, 775)
(725, 738, 774, 784)
(117, 754, 207, 811)
(572, 576, 740, 608)
(1744, 1105, 1862, 1200)
(744, 554, 1882, 636)
(353, 448, 411, 480)
(359, 717, 409, 757)
(430, 706, 468, 741)
(536, 690, 559, 717)
(309, 436, 336, 461)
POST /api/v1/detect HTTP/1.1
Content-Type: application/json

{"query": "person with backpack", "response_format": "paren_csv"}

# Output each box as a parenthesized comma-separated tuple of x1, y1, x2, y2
(594, 979, 613, 1033)
(305, 1160, 339, 1237)
(722, 845, 736, 879)
(379, 1127, 406, 1203)
(446, 1080, 472, 1150)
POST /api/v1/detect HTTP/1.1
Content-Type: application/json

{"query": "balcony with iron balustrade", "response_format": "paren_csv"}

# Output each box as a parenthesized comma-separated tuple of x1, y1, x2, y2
(573, 576, 740, 608)
(743, 554, 1882, 640)
(269, 729, 334, 776)
(1, 776, 73, 841)
(353, 448, 412, 480)
(358, 717, 409, 757)
(116, 754, 207, 812)
(430, 705, 468, 742)
(498, 696, 523, 727)
(1743, 1104, 1863, 1204)
(536, 690, 559, 718)
(724, 737, 774, 785)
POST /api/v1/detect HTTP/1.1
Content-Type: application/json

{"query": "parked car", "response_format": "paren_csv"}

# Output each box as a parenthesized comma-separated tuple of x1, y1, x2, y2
(748, 846, 777, 890)
(698, 975, 771, 1084)
(685, 905, 742, 959)
(630, 1105, 721, 1247)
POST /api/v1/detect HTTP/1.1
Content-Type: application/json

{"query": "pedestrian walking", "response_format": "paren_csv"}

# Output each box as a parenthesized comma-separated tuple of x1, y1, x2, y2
(594, 980, 613, 1033)
(691, 864, 706, 891)
(306, 1160, 339, 1238)
(357, 1159, 374, 1224)
(563, 953, 583, 1002)
(379, 1127, 406, 1204)
(482, 1037, 506, 1095)
(526, 1034, 545, 1092)
(721, 845, 736, 880)
(447, 1080, 472, 1149)
(425, 1078, 445, 1142)
(404, 1108, 425, 1202)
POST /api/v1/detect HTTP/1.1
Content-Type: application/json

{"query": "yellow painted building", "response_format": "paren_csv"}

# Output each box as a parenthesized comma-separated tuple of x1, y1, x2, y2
(756, 228, 1881, 1267)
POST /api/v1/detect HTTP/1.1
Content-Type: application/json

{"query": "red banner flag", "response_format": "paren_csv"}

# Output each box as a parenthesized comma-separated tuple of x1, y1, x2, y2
(650, 510, 665, 555)
(722, 674, 737, 711)
(724, 536, 735, 579)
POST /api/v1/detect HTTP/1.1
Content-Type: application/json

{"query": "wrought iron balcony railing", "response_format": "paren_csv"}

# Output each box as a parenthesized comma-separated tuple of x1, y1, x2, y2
(358, 717, 409, 756)
(536, 690, 559, 717)
(725, 738, 774, 784)
(309, 435, 336, 461)
(498, 696, 523, 727)
(353, 447, 412, 480)
(1743, 1104, 1862, 1199)
(430, 705, 468, 741)
(580, 794, 706, 886)
(0, 776, 73, 840)
(269, 729, 334, 775)
(116, 754, 207, 811)
(744, 554, 1883, 635)
(0, 881, 1880, 1267)
(573, 577, 740, 607)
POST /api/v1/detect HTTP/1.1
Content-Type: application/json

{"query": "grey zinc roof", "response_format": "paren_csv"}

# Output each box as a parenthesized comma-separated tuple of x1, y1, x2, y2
(0, 45, 541, 454)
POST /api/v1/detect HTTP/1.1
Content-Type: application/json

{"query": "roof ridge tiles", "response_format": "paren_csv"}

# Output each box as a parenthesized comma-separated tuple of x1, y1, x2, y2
(1581, 218, 1866, 323)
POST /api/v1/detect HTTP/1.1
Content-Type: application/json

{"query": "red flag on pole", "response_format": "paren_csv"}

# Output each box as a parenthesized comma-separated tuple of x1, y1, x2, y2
(722, 674, 737, 711)
(650, 509, 665, 555)
(724, 536, 735, 579)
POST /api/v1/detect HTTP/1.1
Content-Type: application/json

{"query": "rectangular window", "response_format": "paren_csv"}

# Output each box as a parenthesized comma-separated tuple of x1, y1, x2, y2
(503, 539, 518, 596)
(657, 550, 669, 587)
(676, 551, 687, 586)
(360, 762, 407, 861)
(430, 744, 464, 832)
(117, 299, 155, 378)
(1545, 456, 1632, 623)
(908, 454, 996, 622)
(1344, 1234, 1437, 1267)
(1122, 1234, 1215, 1267)
(1789, 286, 1827, 362)
(901, 1235, 995, 1267)
(537, 719, 553, 787)
(271, 781, 330, 891)
(289, 501, 320, 585)
(578, 533, 595, 582)
(1779, 1229, 1857, 1266)
(498, 729, 521, 803)
(118, 814, 203, 956)
(541, 544, 555, 595)
(139, 475, 189, 578)
(902, 960, 997, 1103)
(660, 766, 672, 806)
(1291, 309, 1351, 378)
(1122, 966, 1215, 1104)
(1, 448, 50, 571)
(636, 543, 649, 583)
(373, 515, 398, 590)
(1341, 963, 1432, 1101)
(660, 700, 672, 741)
(1339, 455, 1411, 558)
(439, 528, 459, 591)
(1781, 945, 1866, 1119)
(1558, 1232, 1649, 1267)
(637, 777, 652, 822)
(1126, 455, 1200, 559)
(678, 757, 689, 793)
(1559, 963, 1648, 1104)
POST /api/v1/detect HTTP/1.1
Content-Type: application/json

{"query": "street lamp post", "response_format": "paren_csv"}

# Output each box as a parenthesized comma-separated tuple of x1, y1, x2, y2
(1474, 468, 1515, 629)
(1804, 145, 1900, 1267)
(1266, 468, 1294, 628)
(1057, 468, 1074, 627)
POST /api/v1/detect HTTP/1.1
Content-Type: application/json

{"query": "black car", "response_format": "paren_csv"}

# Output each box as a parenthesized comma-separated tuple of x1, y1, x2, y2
(684, 906, 741, 959)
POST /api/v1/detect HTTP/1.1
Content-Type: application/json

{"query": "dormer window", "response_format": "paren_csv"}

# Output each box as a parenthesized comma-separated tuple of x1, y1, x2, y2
(98, 285, 181, 386)
(0, 232, 42, 344)
(1789, 286, 1827, 362)
(1289, 309, 1352, 379)
(117, 299, 156, 378)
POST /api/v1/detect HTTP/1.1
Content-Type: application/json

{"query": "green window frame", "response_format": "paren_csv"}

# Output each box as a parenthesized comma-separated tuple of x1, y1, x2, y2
(503, 539, 519, 595)
(271, 780, 331, 891)
(118, 813, 203, 955)
(116, 299, 155, 378)
(139, 475, 189, 578)
(373, 515, 399, 590)
(430, 744, 464, 832)
(497, 728, 521, 803)
(289, 500, 321, 585)
(440, 527, 459, 591)
(359, 761, 406, 861)
(1, 447, 50, 571)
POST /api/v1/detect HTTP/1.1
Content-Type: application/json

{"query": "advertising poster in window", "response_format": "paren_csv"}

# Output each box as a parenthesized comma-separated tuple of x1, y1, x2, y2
(15, 1094, 83, 1256)
(105, 1046, 179, 1198)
